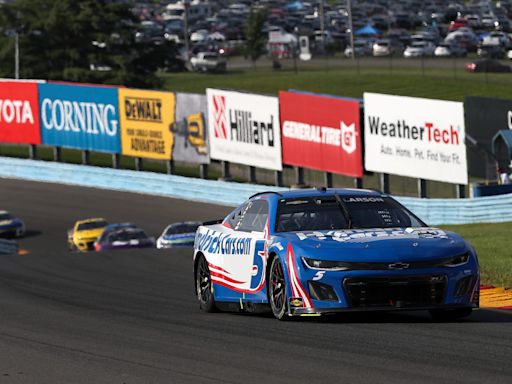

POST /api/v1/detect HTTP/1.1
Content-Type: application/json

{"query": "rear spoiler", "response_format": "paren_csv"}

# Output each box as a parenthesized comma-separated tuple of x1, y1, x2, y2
(202, 219, 223, 226)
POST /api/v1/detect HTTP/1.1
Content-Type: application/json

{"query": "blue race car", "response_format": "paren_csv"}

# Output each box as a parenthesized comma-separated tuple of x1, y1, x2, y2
(193, 188, 480, 320)
(156, 221, 201, 249)
(0, 210, 26, 238)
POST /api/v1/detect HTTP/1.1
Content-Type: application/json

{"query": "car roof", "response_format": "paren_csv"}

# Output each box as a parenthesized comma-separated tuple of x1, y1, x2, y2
(253, 188, 383, 201)
(76, 217, 107, 225)
(104, 222, 137, 230)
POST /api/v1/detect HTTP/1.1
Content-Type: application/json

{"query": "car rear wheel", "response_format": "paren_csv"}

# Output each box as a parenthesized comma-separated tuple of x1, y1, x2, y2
(429, 307, 473, 321)
(268, 257, 289, 320)
(196, 255, 216, 312)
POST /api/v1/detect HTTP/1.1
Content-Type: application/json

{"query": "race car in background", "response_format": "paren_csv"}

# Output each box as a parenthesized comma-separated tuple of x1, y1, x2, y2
(67, 218, 108, 252)
(95, 223, 155, 251)
(193, 188, 480, 321)
(157, 221, 201, 248)
(0, 210, 25, 238)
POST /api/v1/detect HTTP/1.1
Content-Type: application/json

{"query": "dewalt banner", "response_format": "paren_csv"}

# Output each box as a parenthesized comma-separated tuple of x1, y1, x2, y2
(119, 89, 175, 160)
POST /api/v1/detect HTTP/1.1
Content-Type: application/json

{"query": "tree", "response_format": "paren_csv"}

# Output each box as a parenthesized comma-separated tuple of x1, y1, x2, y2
(244, 8, 267, 67)
(0, 0, 181, 88)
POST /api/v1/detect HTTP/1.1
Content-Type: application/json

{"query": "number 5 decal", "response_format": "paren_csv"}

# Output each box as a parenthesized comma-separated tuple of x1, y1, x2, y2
(312, 271, 325, 281)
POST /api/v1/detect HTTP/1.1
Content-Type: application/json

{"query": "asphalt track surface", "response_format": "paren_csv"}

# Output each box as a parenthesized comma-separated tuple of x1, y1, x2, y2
(1, 178, 511, 384)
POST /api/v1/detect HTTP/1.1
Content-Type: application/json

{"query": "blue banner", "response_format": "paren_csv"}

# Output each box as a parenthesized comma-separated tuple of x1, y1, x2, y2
(39, 83, 120, 153)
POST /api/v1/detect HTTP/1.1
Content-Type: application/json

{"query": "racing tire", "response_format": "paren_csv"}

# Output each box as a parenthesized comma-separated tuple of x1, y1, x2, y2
(268, 256, 289, 321)
(429, 307, 473, 321)
(196, 255, 216, 313)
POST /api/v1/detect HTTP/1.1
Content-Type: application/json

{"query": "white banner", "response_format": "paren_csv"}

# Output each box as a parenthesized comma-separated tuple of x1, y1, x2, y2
(364, 93, 468, 185)
(206, 89, 282, 171)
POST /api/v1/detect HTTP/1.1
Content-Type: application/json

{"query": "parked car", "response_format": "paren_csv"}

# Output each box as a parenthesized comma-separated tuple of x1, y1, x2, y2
(477, 44, 505, 59)
(67, 218, 108, 252)
(465, 58, 511, 72)
(372, 39, 401, 56)
(0, 210, 25, 238)
(156, 221, 201, 248)
(403, 41, 436, 58)
(344, 39, 372, 57)
(190, 52, 227, 72)
(434, 42, 467, 57)
(95, 223, 155, 251)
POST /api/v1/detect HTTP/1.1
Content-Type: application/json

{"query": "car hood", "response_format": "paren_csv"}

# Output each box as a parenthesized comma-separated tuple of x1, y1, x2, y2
(0, 218, 22, 227)
(275, 227, 468, 262)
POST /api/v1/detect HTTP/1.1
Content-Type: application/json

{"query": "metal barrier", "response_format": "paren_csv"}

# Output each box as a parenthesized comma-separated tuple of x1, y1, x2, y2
(1, 156, 511, 225)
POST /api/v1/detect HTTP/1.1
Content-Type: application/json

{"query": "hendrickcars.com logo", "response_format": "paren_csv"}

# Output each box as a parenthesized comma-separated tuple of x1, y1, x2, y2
(367, 116, 461, 145)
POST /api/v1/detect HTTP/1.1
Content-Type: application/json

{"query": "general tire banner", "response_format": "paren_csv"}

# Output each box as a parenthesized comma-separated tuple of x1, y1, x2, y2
(206, 89, 282, 171)
(39, 83, 120, 153)
(364, 93, 468, 185)
(173, 93, 210, 164)
(279, 91, 362, 177)
(119, 89, 175, 160)
(0, 81, 41, 144)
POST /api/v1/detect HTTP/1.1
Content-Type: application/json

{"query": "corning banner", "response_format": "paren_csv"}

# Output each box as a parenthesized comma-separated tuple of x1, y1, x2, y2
(0, 81, 41, 144)
(364, 93, 468, 185)
(279, 91, 362, 177)
(119, 88, 175, 160)
(173, 93, 210, 164)
(39, 83, 120, 153)
(206, 88, 282, 171)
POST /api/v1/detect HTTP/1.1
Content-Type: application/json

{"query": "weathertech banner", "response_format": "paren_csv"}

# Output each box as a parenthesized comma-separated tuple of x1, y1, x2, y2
(0, 81, 41, 144)
(119, 89, 175, 160)
(279, 91, 362, 177)
(172, 93, 210, 164)
(39, 83, 120, 152)
(206, 88, 282, 170)
(364, 93, 468, 185)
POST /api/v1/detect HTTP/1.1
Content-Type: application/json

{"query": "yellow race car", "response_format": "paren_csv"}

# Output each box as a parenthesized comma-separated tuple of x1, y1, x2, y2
(67, 218, 108, 252)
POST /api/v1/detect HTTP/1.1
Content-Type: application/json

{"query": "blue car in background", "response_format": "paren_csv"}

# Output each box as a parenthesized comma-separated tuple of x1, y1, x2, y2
(193, 188, 480, 321)
(0, 210, 25, 238)
(157, 221, 201, 248)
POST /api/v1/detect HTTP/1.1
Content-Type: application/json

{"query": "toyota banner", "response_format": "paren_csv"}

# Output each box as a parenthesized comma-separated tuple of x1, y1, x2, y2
(364, 93, 468, 185)
(0, 81, 41, 144)
(206, 88, 282, 171)
(279, 91, 362, 177)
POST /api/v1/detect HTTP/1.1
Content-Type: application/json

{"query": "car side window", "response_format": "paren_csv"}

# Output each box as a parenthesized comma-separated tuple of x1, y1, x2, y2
(226, 203, 248, 229)
(236, 200, 269, 232)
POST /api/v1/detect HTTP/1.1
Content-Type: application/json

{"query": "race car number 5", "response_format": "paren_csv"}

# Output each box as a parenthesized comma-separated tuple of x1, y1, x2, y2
(312, 271, 325, 281)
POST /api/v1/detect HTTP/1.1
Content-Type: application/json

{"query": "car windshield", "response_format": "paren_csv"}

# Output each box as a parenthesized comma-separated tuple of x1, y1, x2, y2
(111, 229, 147, 242)
(165, 223, 200, 235)
(77, 220, 108, 231)
(0, 213, 12, 220)
(275, 195, 426, 232)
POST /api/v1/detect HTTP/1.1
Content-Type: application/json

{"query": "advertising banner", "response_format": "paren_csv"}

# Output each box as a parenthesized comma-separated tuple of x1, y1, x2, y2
(119, 89, 175, 160)
(173, 93, 210, 164)
(279, 91, 362, 177)
(465, 96, 512, 178)
(0, 81, 41, 144)
(206, 89, 282, 170)
(364, 93, 468, 185)
(39, 83, 120, 153)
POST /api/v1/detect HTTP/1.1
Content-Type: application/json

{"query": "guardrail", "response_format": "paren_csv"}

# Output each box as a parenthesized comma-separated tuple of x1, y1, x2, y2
(1, 156, 511, 225)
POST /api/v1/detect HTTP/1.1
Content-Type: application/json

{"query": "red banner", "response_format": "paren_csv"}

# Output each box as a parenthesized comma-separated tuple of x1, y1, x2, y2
(0, 81, 41, 144)
(279, 91, 363, 177)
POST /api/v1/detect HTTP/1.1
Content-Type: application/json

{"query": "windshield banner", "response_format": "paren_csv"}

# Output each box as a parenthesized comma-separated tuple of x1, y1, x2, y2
(172, 93, 210, 164)
(279, 91, 363, 177)
(206, 89, 282, 170)
(119, 88, 175, 160)
(39, 83, 120, 153)
(0, 81, 41, 145)
(364, 93, 468, 185)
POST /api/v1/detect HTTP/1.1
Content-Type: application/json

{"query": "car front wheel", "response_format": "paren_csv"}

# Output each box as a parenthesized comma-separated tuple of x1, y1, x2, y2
(268, 256, 289, 320)
(196, 255, 216, 312)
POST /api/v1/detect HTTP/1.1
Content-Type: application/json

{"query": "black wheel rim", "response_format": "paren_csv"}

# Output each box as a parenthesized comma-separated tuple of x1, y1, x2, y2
(269, 259, 286, 313)
(197, 257, 212, 304)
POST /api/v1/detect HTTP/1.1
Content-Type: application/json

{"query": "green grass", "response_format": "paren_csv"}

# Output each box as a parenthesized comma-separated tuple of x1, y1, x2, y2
(161, 65, 512, 102)
(442, 222, 512, 288)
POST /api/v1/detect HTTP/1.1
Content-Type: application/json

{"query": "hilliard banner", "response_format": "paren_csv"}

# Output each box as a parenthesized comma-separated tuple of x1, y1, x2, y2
(364, 93, 468, 185)
(119, 89, 175, 160)
(0, 81, 41, 145)
(39, 83, 120, 153)
(173, 93, 210, 164)
(206, 88, 282, 170)
(279, 91, 362, 177)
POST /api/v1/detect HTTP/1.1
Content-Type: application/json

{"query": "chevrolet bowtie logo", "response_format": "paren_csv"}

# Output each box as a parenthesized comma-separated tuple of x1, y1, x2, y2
(388, 262, 410, 270)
